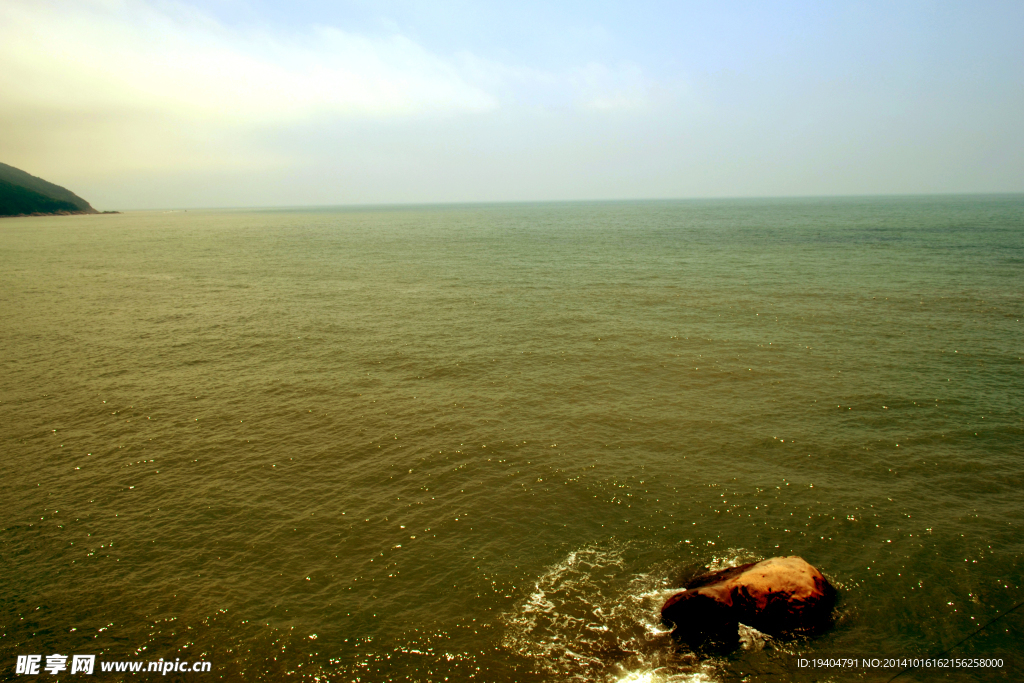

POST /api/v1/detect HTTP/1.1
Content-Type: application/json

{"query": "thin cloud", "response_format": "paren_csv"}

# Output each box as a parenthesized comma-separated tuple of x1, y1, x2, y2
(0, 0, 498, 123)
(0, 0, 660, 180)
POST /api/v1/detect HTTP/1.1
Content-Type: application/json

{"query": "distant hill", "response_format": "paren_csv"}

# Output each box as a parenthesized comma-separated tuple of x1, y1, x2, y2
(0, 162, 99, 217)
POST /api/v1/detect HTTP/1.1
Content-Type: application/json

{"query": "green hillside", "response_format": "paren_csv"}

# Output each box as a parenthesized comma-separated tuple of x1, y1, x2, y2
(0, 179, 83, 216)
(0, 162, 98, 217)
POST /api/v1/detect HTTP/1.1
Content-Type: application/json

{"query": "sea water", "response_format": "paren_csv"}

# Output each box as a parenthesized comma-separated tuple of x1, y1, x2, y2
(1, 196, 1021, 681)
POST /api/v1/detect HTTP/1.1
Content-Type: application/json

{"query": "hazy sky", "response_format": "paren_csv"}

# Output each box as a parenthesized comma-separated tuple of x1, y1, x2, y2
(2, 0, 1022, 209)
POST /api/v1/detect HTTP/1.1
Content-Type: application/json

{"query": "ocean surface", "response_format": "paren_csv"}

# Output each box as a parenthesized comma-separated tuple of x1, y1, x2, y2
(1, 196, 1022, 682)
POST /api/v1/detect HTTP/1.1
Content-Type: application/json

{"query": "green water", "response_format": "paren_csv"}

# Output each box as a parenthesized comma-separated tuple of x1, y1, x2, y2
(1, 196, 1022, 682)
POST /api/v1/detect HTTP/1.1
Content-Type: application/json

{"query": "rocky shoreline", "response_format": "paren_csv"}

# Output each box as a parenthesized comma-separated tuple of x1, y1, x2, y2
(0, 210, 120, 218)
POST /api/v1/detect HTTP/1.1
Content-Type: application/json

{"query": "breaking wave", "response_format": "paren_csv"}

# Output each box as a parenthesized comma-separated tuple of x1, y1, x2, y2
(500, 541, 772, 682)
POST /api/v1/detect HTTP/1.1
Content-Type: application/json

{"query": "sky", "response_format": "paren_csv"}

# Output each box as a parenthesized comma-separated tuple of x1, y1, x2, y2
(1, 0, 1022, 209)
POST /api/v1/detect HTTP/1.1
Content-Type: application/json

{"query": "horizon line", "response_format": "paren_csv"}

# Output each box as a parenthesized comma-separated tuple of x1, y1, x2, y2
(107, 190, 1024, 213)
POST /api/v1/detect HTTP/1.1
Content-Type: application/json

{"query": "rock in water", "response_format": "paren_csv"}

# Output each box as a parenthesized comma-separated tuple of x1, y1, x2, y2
(661, 556, 836, 644)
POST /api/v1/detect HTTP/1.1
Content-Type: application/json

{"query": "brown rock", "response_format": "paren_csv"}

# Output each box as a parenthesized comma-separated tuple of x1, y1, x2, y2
(661, 556, 836, 643)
